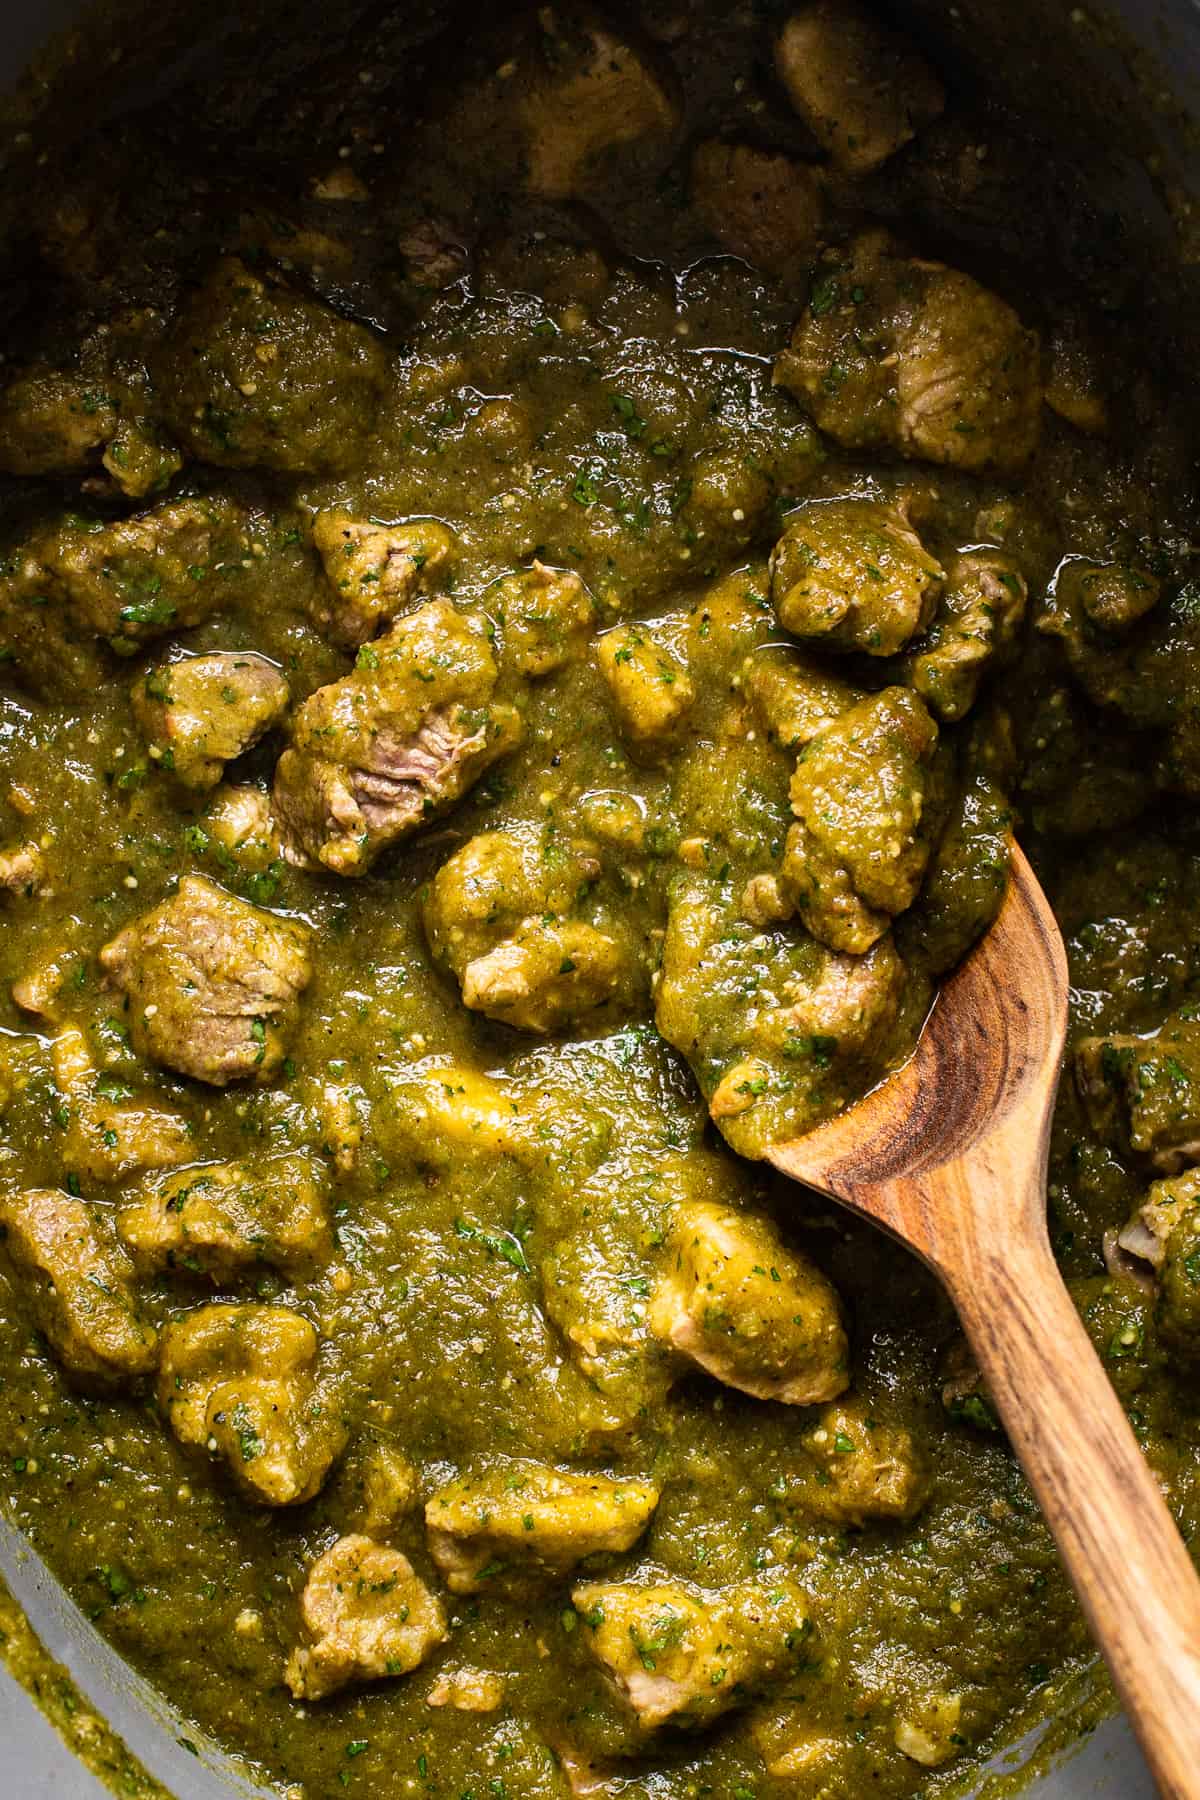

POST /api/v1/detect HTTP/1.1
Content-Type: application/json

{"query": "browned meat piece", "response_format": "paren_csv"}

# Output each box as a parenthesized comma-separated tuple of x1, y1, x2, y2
(573, 1574, 813, 1730)
(285, 1535, 447, 1701)
(796, 1396, 929, 1525)
(1045, 316, 1109, 434)
(1126, 1170, 1200, 1353)
(398, 218, 470, 290)
(116, 1153, 332, 1281)
(99, 876, 313, 1086)
(648, 1201, 847, 1404)
(690, 141, 824, 275)
(131, 652, 290, 789)
(310, 511, 458, 649)
(0, 563, 107, 699)
(517, 13, 679, 199)
(155, 258, 388, 474)
(896, 550, 1028, 721)
(338, 1441, 419, 1540)
(0, 310, 173, 483)
(774, 940, 908, 1072)
(0, 842, 44, 894)
(743, 645, 862, 752)
(551, 1743, 621, 1796)
(738, 873, 792, 928)
(11, 956, 77, 1024)
(494, 561, 595, 679)
(196, 784, 281, 872)
(1075, 1007, 1200, 1173)
(1039, 557, 1161, 647)
(752, 1711, 855, 1780)
(0, 494, 253, 697)
(1116, 1170, 1200, 1276)
(50, 1025, 193, 1184)
(423, 825, 640, 1034)
(538, 1186, 677, 1428)
(1034, 573, 1198, 798)
(701, 937, 913, 1137)
(0, 1188, 157, 1390)
(460, 923, 629, 1034)
(768, 499, 943, 657)
(33, 495, 249, 652)
(311, 164, 369, 202)
(425, 1667, 506, 1712)
(774, 0, 944, 174)
(425, 1460, 660, 1593)
(478, 230, 611, 309)
(158, 1302, 347, 1506)
(893, 1693, 966, 1768)
(655, 873, 914, 1160)
(782, 688, 941, 953)
(273, 600, 523, 877)
(596, 624, 694, 762)
(379, 1062, 535, 1166)
(100, 415, 183, 501)
(776, 232, 1042, 474)
(0, 365, 118, 476)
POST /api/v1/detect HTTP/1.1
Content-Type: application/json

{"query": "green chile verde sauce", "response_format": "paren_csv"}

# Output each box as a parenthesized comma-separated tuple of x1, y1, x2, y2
(0, 2, 1199, 1797)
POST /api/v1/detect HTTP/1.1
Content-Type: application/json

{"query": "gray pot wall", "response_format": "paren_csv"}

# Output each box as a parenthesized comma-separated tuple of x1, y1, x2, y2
(0, 0, 1193, 1794)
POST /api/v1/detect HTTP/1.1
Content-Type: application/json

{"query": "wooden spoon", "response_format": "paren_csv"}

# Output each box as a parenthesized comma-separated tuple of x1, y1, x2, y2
(769, 843, 1200, 1799)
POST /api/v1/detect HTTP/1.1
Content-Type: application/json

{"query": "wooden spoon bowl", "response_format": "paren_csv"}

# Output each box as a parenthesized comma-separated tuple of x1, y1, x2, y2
(770, 843, 1200, 1800)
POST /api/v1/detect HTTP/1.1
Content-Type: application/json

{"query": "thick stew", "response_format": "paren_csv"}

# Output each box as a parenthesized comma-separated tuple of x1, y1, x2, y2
(0, 2, 1199, 1796)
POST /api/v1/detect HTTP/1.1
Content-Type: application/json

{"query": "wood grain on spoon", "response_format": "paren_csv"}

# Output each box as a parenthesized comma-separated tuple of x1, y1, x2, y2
(770, 843, 1200, 1800)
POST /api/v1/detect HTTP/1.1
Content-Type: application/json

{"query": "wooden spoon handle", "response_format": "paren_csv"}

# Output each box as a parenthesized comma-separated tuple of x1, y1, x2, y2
(947, 1225, 1200, 1799)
